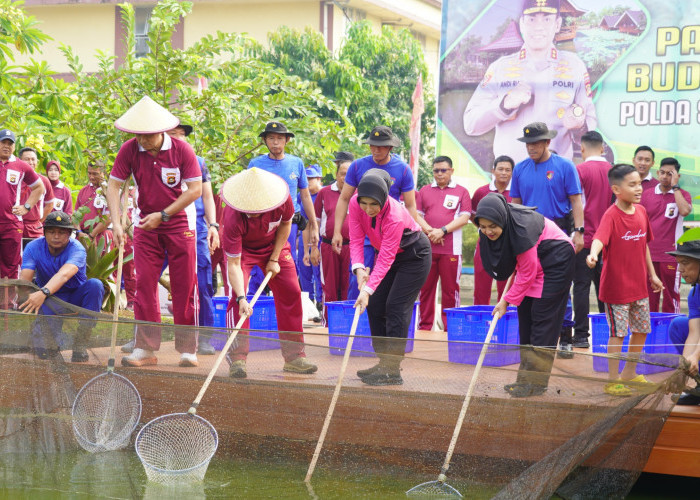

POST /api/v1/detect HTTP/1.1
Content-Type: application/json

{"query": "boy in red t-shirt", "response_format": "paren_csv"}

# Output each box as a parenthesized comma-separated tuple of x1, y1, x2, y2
(587, 164, 663, 396)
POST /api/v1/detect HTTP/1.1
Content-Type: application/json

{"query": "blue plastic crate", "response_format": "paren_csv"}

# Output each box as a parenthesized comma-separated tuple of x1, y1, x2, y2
(590, 312, 680, 375)
(327, 301, 417, 357)
(444, 305, 520, 367)
(210, 295, 279, 352)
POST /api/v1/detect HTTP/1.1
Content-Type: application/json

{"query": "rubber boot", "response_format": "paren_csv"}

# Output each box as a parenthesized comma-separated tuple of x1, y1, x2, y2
(71, 323, 92, 362)
(360, 355, 403, 386)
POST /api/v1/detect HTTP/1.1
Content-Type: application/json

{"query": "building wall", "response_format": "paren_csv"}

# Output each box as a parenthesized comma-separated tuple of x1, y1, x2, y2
(18, 0, 441, 89)
(22, 5, 115, 74)
(184, 1, 320, 48)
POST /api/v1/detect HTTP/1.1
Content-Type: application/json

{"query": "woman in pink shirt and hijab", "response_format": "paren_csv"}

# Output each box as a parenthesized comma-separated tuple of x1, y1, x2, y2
(350, 169, 431, 386)
(475, 193, 574, 398)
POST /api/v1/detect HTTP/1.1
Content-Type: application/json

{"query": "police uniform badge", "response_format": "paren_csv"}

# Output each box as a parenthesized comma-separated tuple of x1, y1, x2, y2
(54, 199, 65, 211)
(161, 167, 180, 187)
(443, 194, 459, 210)
(6, 169, 20, 185)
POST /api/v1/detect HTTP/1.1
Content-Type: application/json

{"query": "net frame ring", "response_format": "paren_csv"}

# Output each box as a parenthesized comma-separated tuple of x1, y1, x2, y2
(135, 412, 219, 483)
(72, 371, 143, 453)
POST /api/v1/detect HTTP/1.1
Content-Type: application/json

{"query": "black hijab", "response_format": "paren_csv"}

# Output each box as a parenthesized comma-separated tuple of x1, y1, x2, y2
(474, 193, 545, 280)
(357, 168, 392, 208)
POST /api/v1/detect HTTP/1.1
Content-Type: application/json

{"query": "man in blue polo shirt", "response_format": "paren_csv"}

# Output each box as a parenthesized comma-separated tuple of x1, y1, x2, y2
(667, 240, 700, 405)
(246, 121, 319, 293)
(331, 126, 426, 272)
(19, 211, 104, 361)
(510, 122, 584, 356)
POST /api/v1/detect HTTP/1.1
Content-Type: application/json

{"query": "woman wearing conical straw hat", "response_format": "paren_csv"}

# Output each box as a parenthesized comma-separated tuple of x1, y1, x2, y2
(350, 169, 432, 386)
(220, 167, 318, 378)
(105, 95, 203, 368)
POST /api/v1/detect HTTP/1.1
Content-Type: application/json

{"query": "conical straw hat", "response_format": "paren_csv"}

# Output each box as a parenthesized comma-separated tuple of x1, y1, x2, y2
(221, 168, 290, 214)
(114, 96, 180, 134)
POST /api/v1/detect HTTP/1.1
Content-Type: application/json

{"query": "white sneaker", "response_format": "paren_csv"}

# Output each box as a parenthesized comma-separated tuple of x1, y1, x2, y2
(122, 348, 157, 367)
(179, 352, 199, 367)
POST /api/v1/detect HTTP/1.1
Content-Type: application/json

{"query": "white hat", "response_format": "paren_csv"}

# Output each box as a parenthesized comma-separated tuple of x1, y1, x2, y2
(221, 168, 290, 214)
(114, 96, 179, 134)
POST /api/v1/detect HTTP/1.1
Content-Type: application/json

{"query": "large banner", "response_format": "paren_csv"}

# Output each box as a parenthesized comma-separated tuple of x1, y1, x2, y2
(438, 0, 700, 218)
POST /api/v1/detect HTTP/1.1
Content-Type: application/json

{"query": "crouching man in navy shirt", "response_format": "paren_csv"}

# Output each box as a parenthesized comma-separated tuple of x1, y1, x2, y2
(19, 211, 104, 362)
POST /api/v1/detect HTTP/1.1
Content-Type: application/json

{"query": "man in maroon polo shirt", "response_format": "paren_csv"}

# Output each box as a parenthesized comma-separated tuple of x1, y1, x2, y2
(572, 131, 613, 347)
(0, 129, 45, 279)
(18, 147, 54, 240)
(75, 160, 112, 246)
(310, 159, 352, 323)
(633, 145, 659, 192)
(471, 155, 513, 305)
(416, 156, 472, 331)
(106, 96, 202, 368)
(641, 157, 692, 313)
(221, 167, 317, 378)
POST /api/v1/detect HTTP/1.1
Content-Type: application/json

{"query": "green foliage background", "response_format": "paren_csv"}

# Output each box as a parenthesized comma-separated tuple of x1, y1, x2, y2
(1, 0, 435, 192)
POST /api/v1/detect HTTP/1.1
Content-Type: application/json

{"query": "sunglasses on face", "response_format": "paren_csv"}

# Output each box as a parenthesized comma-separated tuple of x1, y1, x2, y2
(433, 168, 450, 174)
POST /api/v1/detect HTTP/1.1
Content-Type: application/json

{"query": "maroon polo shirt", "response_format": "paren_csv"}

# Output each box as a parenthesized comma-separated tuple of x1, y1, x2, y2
(111, 134, 201, 233)
(75, 183, 109, 231)
(641, 184, 692, 263)
(576, 157, 613, 248)
(21, 174, 54, 223)
(0, 155, 40, 229)
(314, 182, 349, 241)
(417, 180, 472, 255)
(222, 195, 295, 259)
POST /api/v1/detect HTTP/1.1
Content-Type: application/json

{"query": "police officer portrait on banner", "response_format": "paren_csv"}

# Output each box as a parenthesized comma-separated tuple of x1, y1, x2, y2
(463, 0, 597, 164)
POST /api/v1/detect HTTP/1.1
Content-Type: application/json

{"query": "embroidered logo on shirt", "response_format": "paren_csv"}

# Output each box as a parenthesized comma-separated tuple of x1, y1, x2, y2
(665, 203, 678, 219)
(161, 167, 180, 187)
(54, 200, 65, 211)
(546, 171, 554, 180)
(93, 195, 106, 209)
(6, 169, 20, 185)
(443, 194, 459, 210)
(267, 217, 282, 233)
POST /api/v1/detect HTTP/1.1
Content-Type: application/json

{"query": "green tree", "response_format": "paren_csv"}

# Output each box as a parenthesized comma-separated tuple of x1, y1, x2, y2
(263, 22, 436, 182)
(0, 0, 80, 187)
(60, 0, 353, 184)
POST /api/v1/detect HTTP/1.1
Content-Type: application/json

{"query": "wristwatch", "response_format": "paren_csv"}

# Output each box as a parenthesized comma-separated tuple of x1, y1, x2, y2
(574, 227, 585, 234)
(40, 287, 51, 297)
(23, 202, 31, 211)
(235, 295, 246, 304)
(160, 210, 171, 222)
(672, 185, 681, 192)
(441, 226, 448, 235)
(209, 222, 220, 230)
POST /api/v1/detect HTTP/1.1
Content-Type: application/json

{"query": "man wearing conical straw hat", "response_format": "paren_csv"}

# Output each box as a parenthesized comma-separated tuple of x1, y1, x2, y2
(220, 167, 318, 378)
(106, 96, 202, 368)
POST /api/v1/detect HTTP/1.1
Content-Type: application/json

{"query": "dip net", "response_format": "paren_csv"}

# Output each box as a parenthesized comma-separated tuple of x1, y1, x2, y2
(0, 280, 696, 498)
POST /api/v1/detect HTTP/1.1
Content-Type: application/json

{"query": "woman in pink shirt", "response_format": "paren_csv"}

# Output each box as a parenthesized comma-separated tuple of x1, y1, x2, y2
(351, 169, 431, 386)
(475, 193, 574, 398)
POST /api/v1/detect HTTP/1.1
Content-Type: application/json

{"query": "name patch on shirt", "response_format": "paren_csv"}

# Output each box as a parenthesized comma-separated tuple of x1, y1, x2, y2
(6, 169, 20, 185)
(161, 167, 180, 188)
(443, 194, 459, 210)
(267, 217, 282, 233)
(665, 203, 678, 219)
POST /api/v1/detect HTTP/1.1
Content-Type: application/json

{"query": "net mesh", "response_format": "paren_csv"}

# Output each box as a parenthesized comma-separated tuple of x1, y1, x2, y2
(135, 413, 218, 484)
(72, 371, 142, 453)
(0, 280, 697, 497)
(406, 479, 464, 498)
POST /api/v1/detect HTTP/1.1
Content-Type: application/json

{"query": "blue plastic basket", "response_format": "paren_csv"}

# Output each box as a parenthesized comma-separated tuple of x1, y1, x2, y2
(326, 300, 417, 357)
(444, 305, 520, 367)
(590, 312, 680, 375)
(210, 295, 279, 352)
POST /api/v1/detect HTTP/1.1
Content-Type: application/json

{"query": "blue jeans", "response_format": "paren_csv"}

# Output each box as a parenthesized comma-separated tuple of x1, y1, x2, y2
(32, 278, 104, 350)
(668, 316, 689, 355)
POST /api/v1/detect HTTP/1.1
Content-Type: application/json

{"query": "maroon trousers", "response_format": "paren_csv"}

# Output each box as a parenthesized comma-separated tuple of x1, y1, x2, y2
(133, 227, 198, 353)
(227, 245, 306, 362)
(123, 234, 136, 303)
(473, 241, 507, 305)
(320, 242, 350, 324)
(0, 226, 22, 279)
(647, 261, 681, 313)
(418, 253, 461, 331)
